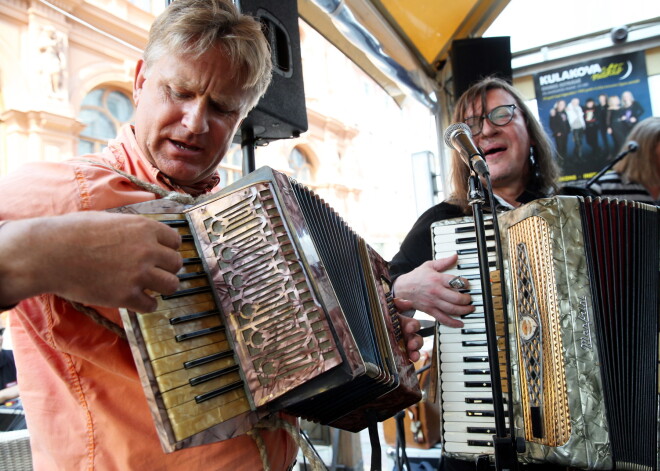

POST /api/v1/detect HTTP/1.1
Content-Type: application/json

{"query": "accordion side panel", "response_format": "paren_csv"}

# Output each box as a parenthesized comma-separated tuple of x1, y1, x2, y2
(505, 216, 571, 445)
(499, 197, 612, 469)
(186, 182, 344, 409)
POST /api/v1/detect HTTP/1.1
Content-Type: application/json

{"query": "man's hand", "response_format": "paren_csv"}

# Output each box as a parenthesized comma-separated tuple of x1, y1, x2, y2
(393, 297, 422, 362)
(0, 212, 183, 312)
(392, 254, 474, 328)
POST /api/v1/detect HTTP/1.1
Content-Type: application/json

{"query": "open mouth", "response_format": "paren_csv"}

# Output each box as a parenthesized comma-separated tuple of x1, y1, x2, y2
(484, 146, 506, 158)
(171, 139, 202, 152)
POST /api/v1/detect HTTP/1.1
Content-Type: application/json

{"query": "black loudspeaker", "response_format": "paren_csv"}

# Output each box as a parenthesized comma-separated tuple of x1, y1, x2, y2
(450, 37, 512, 99)
(237, 0, 308, 144)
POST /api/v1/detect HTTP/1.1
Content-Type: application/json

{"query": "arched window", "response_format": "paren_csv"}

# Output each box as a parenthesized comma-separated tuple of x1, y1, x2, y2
(78, 88, 134, 154)
(218, 146, 243, 185)
(289, 147, 313, 183)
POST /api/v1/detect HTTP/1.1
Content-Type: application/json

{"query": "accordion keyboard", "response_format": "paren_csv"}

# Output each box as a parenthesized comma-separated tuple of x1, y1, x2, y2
(136, 213, 251, 442)
(432, 218, 508, 456)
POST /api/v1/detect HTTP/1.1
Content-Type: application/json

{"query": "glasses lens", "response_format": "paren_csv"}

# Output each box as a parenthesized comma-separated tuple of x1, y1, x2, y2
(489, 105, 515, 125)
(464, 117, 482, 134)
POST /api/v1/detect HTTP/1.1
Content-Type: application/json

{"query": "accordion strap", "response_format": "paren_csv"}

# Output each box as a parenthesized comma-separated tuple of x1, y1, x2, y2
(253, 415, 326, 471)
(68, 301, 127, 340)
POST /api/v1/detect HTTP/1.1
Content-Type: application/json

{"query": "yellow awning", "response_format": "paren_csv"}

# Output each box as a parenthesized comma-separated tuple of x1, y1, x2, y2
(298, 0, 510, 108)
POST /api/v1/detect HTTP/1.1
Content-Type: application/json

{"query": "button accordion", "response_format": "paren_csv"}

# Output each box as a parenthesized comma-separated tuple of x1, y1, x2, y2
(431, 196, 659, 470)
(113, 166, 421, 452)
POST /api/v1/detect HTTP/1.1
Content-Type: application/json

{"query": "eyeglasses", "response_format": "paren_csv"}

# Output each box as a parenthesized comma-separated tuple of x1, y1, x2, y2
(464, 104, 517, 136)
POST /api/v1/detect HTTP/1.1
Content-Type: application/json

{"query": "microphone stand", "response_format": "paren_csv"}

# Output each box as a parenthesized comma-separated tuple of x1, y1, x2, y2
(585, 141, 638, 189)
(467, 172, 519, 471)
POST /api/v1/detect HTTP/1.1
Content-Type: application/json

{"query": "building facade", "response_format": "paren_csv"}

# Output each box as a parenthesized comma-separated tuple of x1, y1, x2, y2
(0, 0, 435, 259)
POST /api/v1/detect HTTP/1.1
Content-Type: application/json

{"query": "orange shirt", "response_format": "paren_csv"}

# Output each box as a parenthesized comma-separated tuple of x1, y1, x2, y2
(0, 126, 298, 470)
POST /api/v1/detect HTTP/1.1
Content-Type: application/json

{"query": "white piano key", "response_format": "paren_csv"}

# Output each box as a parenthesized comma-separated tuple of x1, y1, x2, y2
(440, 362, 489, 373)
(444, 421, 497, 433)
(440, 351, 489, 363)
(439, 332, 486, 344)
(442, 401, 495, 412)
(443, 441, 494, 455)
(439, 342, 489, 353)
(440, 382, 492, 393)
(443, 411, 495, 422)
(442, 391, 495, 403)
(441, 372, 491, 384)
(444, 432, 494, 444)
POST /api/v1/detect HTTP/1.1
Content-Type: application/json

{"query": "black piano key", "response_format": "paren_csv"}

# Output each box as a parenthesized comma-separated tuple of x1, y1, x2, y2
(466, 397, 494, 404)
(456, 246, 496, 256)
(177, 271, 207, 281)
(465, 381, 491, 388)
(161, 285, 212, 300)
(464, 368, 490, 375)
(462, 340, 487, 347)
(456, 235, 495, 244)
(194, 379, 244, 404)
(458, 261, 496, 270)
(190, 364, 240, 386)
(161, 219, 189, 227)
(464, 356, 489, 362)
(467, 410, 495, 417)
(463, 274, 482, 281)
(461, 328, 486, 335)
(184, 349, 234, 369)
(175, 325, 225, 342)
(468, 426, 496, 434)
(468, 439, 494, 447)
(182, 257, 202, 265)
(170, 309, 219, 325)
(454, 224, 492, 234)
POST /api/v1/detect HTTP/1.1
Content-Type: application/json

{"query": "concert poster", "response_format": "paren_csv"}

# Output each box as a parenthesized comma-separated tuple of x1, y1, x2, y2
(533, 51, 652, 183)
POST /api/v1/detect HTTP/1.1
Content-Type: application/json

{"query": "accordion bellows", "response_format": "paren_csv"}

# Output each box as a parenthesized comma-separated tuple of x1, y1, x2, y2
(114, 166, 421, 452)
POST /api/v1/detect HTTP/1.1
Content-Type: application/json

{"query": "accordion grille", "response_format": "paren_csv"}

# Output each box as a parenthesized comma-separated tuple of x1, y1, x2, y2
(507, 215, 571, 446)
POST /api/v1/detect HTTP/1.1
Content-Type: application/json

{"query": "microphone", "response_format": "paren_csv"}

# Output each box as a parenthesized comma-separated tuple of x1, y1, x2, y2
(444, 123, 489, 176)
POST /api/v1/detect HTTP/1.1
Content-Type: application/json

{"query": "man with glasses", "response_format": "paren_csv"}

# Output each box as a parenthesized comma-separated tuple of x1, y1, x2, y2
(389, 77, 560, 471)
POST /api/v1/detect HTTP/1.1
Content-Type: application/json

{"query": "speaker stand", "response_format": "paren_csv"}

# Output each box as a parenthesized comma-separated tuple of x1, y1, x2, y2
(241, 125, 257, 175)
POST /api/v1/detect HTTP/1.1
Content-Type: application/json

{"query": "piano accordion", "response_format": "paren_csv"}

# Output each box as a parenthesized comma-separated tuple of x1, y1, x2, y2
(113, 166, 421, 452)
(431, 196, 659, 470)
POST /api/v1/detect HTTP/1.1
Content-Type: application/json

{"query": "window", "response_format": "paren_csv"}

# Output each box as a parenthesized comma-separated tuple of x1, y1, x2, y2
(289, 147, 313, 183)
(78, 88, 134, 154)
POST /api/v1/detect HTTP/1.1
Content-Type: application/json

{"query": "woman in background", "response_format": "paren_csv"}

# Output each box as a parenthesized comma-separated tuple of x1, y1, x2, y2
(594, 116, 660, 204)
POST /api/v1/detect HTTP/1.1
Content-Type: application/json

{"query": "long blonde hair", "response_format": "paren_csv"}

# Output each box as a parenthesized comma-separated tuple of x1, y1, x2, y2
(448, 77, 559, 212)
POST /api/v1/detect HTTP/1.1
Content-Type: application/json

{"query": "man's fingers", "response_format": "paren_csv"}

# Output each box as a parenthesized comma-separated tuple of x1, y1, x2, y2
(433, 311, 464, 328)
(154, 221, 183, 250)
(428, 253, 459, 272)
(126, 291, 159, 314)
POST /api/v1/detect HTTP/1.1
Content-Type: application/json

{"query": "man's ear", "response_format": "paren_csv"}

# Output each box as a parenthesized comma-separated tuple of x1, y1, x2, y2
(133, 59, 146, 104)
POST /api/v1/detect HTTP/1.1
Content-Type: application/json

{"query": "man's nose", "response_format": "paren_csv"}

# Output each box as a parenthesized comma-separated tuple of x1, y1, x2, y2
(182, 100, 209, 134)
(480, 117, 498, 137)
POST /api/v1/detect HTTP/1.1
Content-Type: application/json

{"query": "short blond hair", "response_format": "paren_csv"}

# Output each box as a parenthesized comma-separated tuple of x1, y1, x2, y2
(143, 0, 272, 111)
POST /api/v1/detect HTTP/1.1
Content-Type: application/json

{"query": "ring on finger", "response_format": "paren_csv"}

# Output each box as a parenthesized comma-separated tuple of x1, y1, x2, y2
(449, 276, 466, 290)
